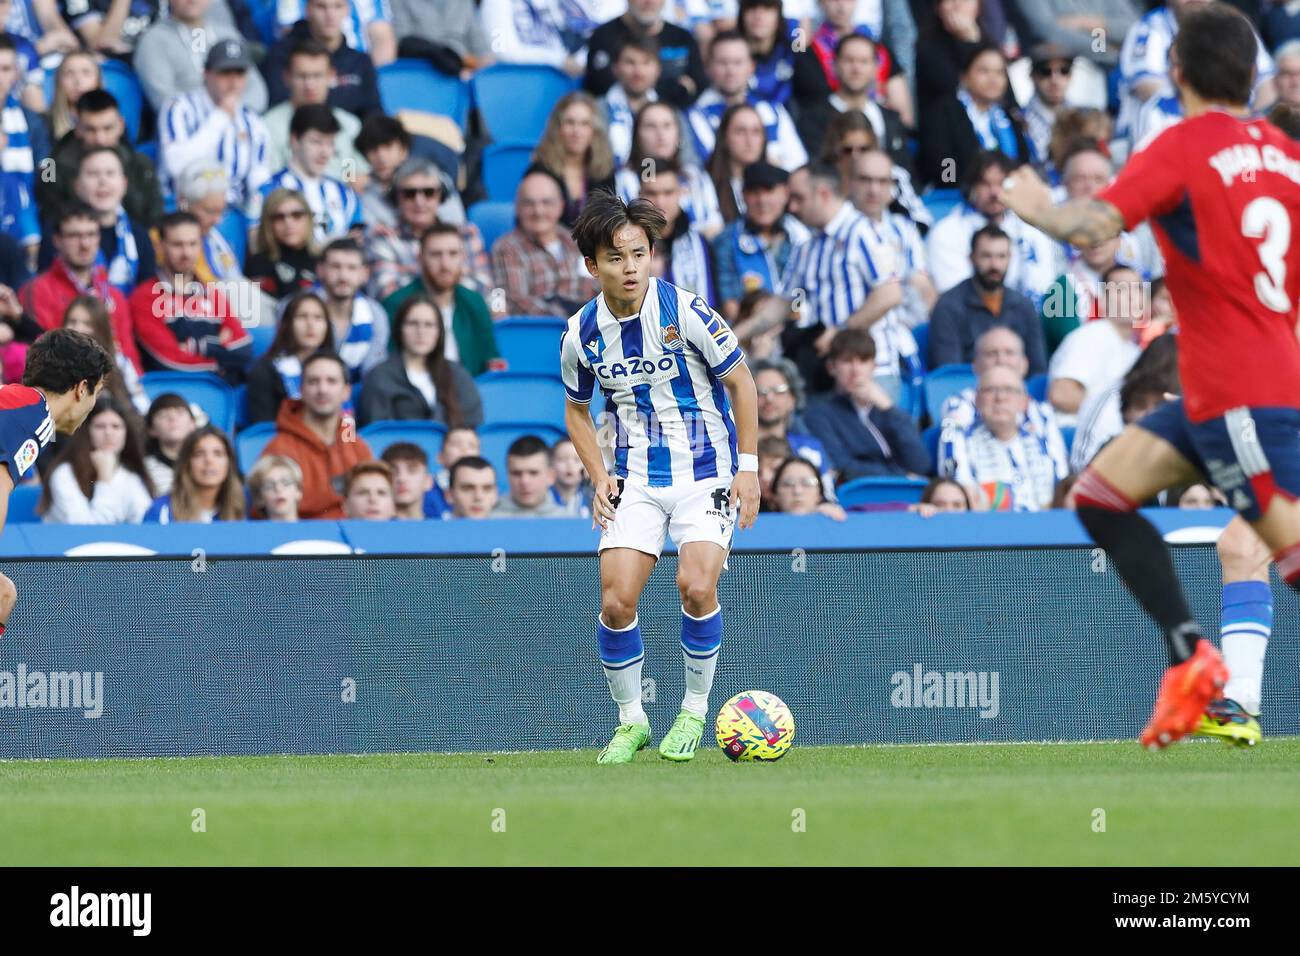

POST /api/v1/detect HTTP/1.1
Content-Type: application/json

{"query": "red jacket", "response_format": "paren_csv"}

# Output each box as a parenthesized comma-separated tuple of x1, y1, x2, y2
(128, 273, 253, 377)
(19, 262, 142, 373)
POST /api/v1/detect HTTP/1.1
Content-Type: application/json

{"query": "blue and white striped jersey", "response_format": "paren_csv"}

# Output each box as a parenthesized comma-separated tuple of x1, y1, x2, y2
(159, 90, 273, 215)
(560, 277, 744, 488)
(1, 93, 34, 185)
(275, 0, 391, 53)
(685, 89, 808, 172)
(255, 167, 363, 242)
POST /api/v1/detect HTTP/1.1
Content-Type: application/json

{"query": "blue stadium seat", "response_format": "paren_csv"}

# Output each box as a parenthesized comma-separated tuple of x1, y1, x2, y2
(1061, 425, 1076, 454)
(1027, 372, 1048, 402)
(137, 140, 158, 164)
(494, 317, 565, 375)
(8, 484, 40, 523)
(922, 424, 941, 475)
(235, 421, 278, 474)
(216, 207, 248, 267)
(248, 316, 277, 359)
(478, 422, 567, 486)
(472, 64, 577, 143)
(379, 59, 470, 129)
(101, 59, 145, 144)
(140, 372, 237, 433)
(923, 363, 976, 421)
(474, 373, 568, 430)
(836, 476, 930, 506)
(359, 420, 448, 463)
(912, 322, 929, 371)
(482, 141, 537, 202)
(467, 201, 515, 251)
(922, 188, 962, 222)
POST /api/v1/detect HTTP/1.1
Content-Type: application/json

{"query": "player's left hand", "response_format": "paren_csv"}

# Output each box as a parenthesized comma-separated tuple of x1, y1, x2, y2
(730, 471, 760, 530)
(997, 166, 1054, 223)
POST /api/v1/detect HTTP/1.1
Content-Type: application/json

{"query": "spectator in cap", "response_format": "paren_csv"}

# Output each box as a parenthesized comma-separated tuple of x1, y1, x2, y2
(134, 0, 269, 113)
(1023, 44, 1076, 168)
(158, 36, 274, 226)
(711, 159, 809, 322)
(253, 103, 364, 245)
(263, 38, 369, 182)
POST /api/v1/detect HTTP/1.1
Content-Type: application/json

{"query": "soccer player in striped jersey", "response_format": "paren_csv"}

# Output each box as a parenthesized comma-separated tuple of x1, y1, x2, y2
(561, 190, 760, 764)
(0, 328, 112, 637)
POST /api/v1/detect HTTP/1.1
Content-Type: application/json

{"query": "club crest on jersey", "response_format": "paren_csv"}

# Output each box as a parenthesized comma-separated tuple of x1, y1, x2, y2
(13, 439, 39, 477)
(661, 323, 685, 352)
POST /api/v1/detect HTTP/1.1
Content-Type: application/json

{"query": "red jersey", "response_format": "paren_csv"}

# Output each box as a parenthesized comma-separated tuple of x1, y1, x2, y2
(1097, 110, 1300, 422)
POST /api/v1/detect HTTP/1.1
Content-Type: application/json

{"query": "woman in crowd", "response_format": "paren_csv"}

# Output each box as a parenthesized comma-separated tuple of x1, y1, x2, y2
(532, 92, 617, 227)
(144, 426, 246, 524)
(47, 50, 102, 142)
(357, 295, 483, 428)
(821, 111, 927, 226)
(39, 396, 155, 524)
(61, 294, 149, 416)
(616, 101, 721, 237)
(245, 188, 320, 301)
(246, 455, 304, 522)
(915, 0, 989, 114)
(245, 292, 336, 425)
(911, 477, 972, 517)
(550, 436, 592, 518)
(141, 393, 197, 496)
(707, 103, 768, 224)
(771, 456, 847, 520)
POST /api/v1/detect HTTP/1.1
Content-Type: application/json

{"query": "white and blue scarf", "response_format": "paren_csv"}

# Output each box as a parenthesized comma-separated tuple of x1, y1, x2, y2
(957, 88, 1021, 161)
(95, 208, 140, 296)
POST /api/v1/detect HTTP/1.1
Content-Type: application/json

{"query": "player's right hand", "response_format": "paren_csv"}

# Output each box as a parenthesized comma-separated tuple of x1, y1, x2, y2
(592, 475, 620, 531)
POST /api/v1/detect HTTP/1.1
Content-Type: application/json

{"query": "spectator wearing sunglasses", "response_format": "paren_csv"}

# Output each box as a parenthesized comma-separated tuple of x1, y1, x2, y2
(1023, 45, 1076, 169)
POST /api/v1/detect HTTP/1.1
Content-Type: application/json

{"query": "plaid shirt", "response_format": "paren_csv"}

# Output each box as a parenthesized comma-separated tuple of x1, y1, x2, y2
(491, 229, 598, 318)
(941, 419, 1069, 512)
(366, 221, 492, 302)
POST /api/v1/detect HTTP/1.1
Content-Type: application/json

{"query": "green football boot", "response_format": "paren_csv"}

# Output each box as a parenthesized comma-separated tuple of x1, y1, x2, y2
(596, 722, 651, 764)
(658, 711, 705, 761)
(1193, 698, 1262, 748)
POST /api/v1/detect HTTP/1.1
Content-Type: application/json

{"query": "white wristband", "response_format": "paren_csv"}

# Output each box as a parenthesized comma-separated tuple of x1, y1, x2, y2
(737, 454, 759, 473)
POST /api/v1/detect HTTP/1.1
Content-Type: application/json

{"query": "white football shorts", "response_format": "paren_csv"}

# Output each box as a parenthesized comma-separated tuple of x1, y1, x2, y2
(598, 476, 736, 559)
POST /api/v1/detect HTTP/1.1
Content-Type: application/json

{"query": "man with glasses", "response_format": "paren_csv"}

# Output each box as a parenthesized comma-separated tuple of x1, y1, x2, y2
(753, 356, 833, 485)
(1024, 45, 1075, 168)
(1275, 40, 1300, 108)
(491, 168, 597, 318)
(366, 156, 491, 302)
(941, 363, 1068, 512)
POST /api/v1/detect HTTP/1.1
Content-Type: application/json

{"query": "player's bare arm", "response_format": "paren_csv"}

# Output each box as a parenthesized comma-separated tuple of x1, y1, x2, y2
(565, 397, 618, 530)
(721, 361, 760, 530)
(998, 166, 1125, 248)
(0, 467, 12, 536)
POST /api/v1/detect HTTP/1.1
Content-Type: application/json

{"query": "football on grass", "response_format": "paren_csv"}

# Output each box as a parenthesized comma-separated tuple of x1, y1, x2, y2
(716, 691, 795, 761)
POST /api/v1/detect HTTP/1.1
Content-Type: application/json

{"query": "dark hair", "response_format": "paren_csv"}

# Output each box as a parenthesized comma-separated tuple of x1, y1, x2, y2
(145, 391, 193, 430)
(159, 210, 201, 239)
(641, 155, 683, 182)
(171, 425, 245, 522)
(74, 88, 120, 115)
(449, 455, 495, 487)
(827, 327, 876, 362)
(571, 189, 667, 260)
(271, 292, 335, 358)
(962, 150, 1014, 199)
(707, 103, 767, 222)
(418, 220, 462, 247)
(55, 200, 100, 232)
(506, 434, 552, 462)
(301, 350, 350, 380)
(708, 29, 750, 58)
(60, 295, 140, 421)
(802, 162, 844, 196)
(38, 396, 155, 515)
(76, 144, 125, 173)
(291, 102, 340, 139)
(1119, 332, 1179, 419)
(22, 328, 113, 395)
(961, 40, 1005, 74)
(970, 223, 1010, 253)
(616, 33, 659, 60)
(628, 100, 687, 173)
(320, 236, 366, 261)
(354, 113, 412, 155)
(1173, 3, 1257, 107)
(286, 37, 332, 65)
(1269, 102, 1300, 140)
(1059, 137, 1110, 174)
(920, 477, 971, 509)
(819, 109, 879, 168)
(392, 295, 464, 428)
(380, 441, 429, 468)
(0, 35, 16, 56)
(520, 163, 568, 205)
(835, 32, 876, 60)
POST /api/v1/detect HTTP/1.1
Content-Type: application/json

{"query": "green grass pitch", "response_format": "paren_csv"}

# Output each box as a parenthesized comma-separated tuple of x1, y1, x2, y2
(2, 740, 1299, 865)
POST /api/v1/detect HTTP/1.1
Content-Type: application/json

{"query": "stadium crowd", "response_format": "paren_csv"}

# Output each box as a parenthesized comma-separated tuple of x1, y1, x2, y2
(3, 0, 1296, 524)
